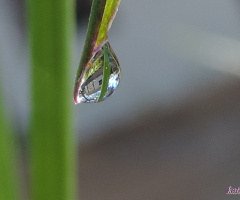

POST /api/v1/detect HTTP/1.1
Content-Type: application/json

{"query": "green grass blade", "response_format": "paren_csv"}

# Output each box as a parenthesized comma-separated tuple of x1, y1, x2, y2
(73, 0, 121, 104)
(0, 77, 19, 200)
(73, 0, 106, 103)
(97, 44, 111, 102)
(27, 0, 76, 200)
(95, 0, 121, 48)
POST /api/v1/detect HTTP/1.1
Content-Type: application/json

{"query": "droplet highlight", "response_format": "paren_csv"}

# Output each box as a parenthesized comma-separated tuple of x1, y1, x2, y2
(77, 42, 120, 103)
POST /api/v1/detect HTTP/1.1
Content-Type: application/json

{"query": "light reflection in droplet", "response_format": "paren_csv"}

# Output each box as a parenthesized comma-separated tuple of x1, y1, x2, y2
(77, 42, 121, 103)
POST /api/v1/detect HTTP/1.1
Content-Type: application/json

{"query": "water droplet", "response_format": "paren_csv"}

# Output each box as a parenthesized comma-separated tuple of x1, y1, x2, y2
(77, 42, 120, 103)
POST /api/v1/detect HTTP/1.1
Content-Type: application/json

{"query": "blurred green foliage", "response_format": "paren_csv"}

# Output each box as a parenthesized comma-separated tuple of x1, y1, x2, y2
(27, 0, 76, 200)
(0, 77, 19, 200)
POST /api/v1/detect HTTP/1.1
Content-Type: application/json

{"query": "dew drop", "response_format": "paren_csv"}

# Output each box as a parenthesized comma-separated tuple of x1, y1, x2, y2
(77, 42, 120, 103)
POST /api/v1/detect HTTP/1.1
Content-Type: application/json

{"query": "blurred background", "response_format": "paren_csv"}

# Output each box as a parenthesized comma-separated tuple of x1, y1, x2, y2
(1, 0, 240, 199)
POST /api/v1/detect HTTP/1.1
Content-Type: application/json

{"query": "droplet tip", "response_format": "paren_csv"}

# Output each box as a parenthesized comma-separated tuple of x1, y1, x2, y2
(73, 96, 80, 105)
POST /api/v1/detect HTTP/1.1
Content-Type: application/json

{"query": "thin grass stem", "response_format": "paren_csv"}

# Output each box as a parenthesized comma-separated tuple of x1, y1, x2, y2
(27, 0, 76, 199)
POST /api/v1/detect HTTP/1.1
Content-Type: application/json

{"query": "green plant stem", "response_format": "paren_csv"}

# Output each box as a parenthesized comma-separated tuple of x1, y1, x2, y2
(28, 0, 76, 200)
(0, 78, 19, 200)
(73, 0, 106, 103)
(97, 44, 111, 102)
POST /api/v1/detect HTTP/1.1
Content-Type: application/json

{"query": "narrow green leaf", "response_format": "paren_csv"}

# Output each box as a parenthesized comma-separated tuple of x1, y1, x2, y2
(97, 44, 111, 102)
(95, 0, 121, 48)
(73, 0, 121, 104)
(73, 0, 106, 103)
(27, 0, 76, 199)
(0, 76, 19, 200)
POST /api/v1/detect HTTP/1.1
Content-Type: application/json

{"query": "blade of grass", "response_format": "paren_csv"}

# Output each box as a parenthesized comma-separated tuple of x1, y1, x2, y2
(0, 76, 19, 200)
(97, 43, 111, 102)
(73, 0, 121, 104)
(73, 0, 106, 103)
(27, 0, 76, 200)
